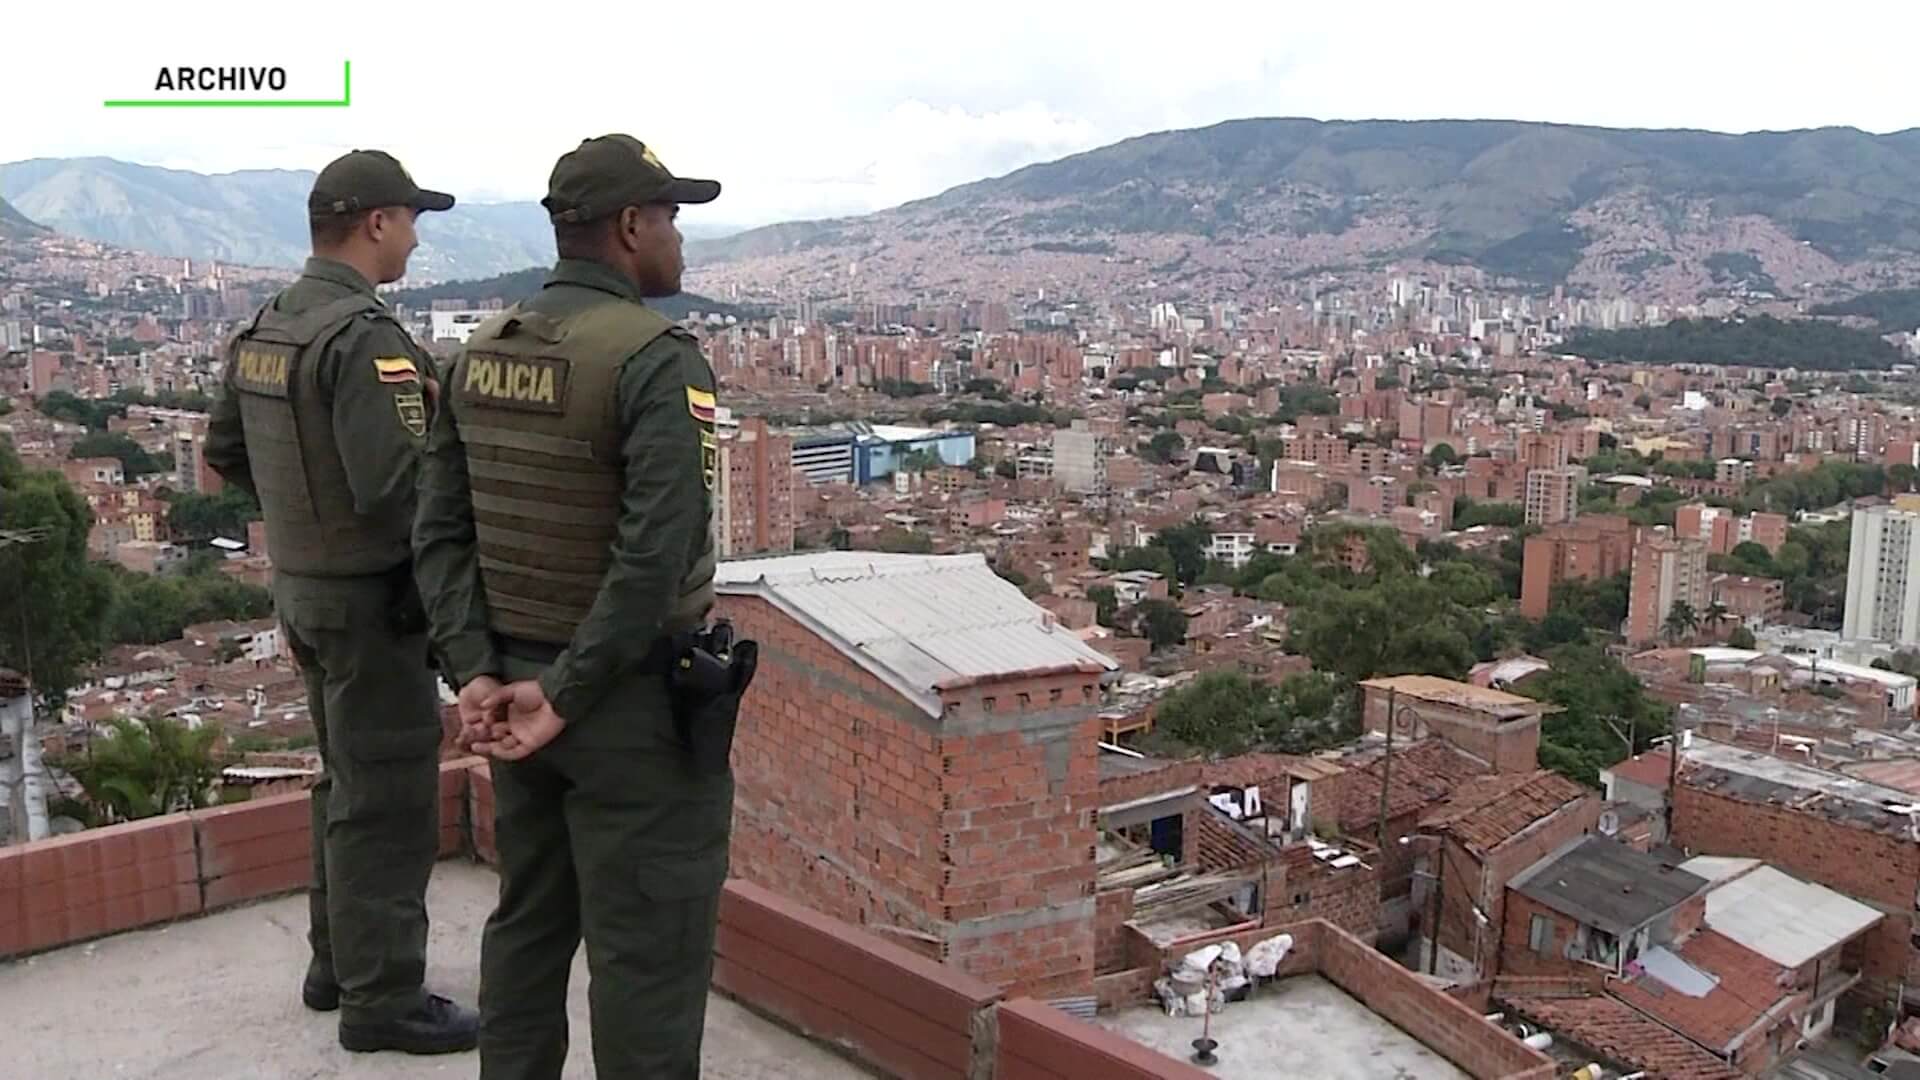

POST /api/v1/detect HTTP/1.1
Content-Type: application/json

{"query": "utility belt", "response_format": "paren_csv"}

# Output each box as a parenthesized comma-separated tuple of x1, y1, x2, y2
(496, 620, 758, 776)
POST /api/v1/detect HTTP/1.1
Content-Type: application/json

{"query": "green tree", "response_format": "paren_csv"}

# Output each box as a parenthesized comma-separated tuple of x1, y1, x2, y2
(1770, 397, 1792, 418)
(874, 528, 933, 554)
(1515, 643, 1670, 784)
(1288, 576, 1475, 683)
(1663, 600, 1700, 643)
(1143, 430, 1186, 464)
(164, 487, 261, 542)
(1135, 599, 1189, 650)
(1113, 545, 1179, 582)
(69, 431, 166, 478)
(1728, 626, 1757, 649)
(1452, 498, 1526, 529)
(0, 441, 114, 704)
(1153, 521, 1214, 585)
(58, 714, 225, 823)
(1148, 671, 1351, 757)
(1087, 586, 1119, 628)
(1894, 464, 1919, 494)
(102, 563, 273, 645)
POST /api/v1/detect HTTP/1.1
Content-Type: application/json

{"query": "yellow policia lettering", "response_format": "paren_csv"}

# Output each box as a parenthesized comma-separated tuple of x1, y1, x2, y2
(463, 355, 558, 405)
(236, 349, 289, 387)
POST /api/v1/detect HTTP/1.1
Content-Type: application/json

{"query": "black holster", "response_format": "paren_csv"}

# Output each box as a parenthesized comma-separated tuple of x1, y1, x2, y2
(667, 619, 758, 777)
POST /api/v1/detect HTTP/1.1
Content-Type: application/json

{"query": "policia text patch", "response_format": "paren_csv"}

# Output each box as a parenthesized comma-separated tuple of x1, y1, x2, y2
(458, 352, 571, 414)
(232, 344, 295, 397)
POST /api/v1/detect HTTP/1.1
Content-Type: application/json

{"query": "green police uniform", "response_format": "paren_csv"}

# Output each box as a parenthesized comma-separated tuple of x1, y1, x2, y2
(413, 135, 727, 1080)
(203, 150, 476, 1053)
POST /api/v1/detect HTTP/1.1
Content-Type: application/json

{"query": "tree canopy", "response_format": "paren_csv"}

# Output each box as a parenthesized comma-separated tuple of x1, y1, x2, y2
(1562, 315, 1903, 370)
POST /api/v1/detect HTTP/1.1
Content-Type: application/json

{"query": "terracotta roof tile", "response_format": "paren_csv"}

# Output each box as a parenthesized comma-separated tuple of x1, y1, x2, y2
(1421, 770, 1591, 855)
(1610, 931, 1796, 1055)
(1335, 739, 1491, 831)
(1504, 994, 1743, 1080)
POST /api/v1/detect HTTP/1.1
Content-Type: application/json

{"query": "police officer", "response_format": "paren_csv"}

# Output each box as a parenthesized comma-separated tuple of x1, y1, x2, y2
(413, 134, 726, 1079)
(204, 150, 479, 1055)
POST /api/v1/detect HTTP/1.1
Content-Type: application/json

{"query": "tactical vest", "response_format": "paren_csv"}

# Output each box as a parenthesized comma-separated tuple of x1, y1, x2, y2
(455, 300, 717, 646)
(229, 293, 412, 576)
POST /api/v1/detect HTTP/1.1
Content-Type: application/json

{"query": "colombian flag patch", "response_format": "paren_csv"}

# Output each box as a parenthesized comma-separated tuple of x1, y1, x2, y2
(374, 356, 419, 384)
(686, 385, 716, 424)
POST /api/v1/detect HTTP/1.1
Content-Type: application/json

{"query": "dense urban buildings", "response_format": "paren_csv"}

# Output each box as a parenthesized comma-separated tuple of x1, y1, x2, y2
(15, 136, 1920, 1079)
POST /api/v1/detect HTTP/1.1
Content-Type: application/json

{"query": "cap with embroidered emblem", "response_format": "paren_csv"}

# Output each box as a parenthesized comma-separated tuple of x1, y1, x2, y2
(309, 150, 455, 217)
(541, 134, 720, 224)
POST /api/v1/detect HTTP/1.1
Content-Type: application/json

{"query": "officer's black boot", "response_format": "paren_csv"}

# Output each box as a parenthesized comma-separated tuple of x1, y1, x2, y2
(338, 993, 480, 1055)
(302, 957, 340, 1012)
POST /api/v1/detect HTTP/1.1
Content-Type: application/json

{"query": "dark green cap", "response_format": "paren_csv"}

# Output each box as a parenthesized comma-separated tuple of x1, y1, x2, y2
(308, 150, 455, 217)
(541, 134, 720, 223)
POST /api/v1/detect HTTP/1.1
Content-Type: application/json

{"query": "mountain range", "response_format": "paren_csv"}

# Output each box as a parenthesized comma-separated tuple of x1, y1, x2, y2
(0, 194, 44, 239)
(16, 120, 1920, 305)
(0, 158, 740, 280)
(684, 118, 1920, 306)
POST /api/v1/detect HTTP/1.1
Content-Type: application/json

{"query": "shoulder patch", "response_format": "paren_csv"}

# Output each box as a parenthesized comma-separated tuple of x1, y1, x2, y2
(393, 391, 428, 439)
(686, 385, 717, 424)
(374, 356, 420, 384)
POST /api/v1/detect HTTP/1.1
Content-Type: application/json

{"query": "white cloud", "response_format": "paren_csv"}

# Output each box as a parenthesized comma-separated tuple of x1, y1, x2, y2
(6, 0, 1920, 227)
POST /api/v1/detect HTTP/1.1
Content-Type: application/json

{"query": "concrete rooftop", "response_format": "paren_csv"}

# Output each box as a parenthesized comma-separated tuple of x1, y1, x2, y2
(1, 861, 870, 1079)
(1093, 974, 1470, 1080)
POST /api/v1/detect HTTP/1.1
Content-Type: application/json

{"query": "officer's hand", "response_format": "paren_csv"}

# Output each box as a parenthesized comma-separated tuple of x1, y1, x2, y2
(423, 376, 441, 412)
(472, 679, 568, 761)
(456, 675, 507, 749)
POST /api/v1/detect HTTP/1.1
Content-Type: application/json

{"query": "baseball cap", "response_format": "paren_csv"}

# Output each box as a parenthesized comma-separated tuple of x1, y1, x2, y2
(541, 134, 721, 224)
(308, 150, 455, 217)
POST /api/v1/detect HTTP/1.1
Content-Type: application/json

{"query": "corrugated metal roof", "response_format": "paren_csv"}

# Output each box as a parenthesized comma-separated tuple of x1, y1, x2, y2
(1512, 836, 1707, 934)
(716, 552, 1117, 718)
(1681, 861, 1884, 969)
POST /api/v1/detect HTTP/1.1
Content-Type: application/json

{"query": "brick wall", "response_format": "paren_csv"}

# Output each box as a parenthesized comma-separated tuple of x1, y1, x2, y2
(1, 757, 483, 960)
(714, 878, 1001, 1080)
(716, 595, 1104, 1000)
(1433, 801, 1601, 980)
(1498, 890, 1590, 978)
(1096, 887, 1136, 974)
(1674, 782, 1917, 996)
(1314, 920, 1557, 1080)
(997, 997, 1214, 1079)
(719, 595, 949, 938)
(1267, 852, 1381, 944)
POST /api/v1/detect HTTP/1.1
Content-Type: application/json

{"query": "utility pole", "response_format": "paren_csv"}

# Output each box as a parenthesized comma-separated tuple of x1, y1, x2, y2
(1377, 687, 1396, 852)
(1601, 713, 1635, 761)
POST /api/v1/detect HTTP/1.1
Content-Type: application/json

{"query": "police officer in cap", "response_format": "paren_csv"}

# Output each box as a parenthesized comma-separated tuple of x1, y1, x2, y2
(205, 149, 480, 1055)
(413, 134, 727, 1078)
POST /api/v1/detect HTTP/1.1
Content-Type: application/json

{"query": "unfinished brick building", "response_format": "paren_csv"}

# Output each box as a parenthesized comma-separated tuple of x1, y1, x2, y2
(715, 552, 1119, 999)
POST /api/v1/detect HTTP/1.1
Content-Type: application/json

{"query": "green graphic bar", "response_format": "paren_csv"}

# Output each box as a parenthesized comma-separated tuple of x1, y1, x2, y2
(104, 61, 351, 108)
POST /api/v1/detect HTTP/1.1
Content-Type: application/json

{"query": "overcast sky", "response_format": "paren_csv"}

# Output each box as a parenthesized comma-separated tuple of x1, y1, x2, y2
(9, 0, 1920, 228)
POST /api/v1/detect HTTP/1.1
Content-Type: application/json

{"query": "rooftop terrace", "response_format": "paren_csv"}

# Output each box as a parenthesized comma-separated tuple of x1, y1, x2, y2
(1, 860, 866, 1079)
(1097, 975, 1470, 1080)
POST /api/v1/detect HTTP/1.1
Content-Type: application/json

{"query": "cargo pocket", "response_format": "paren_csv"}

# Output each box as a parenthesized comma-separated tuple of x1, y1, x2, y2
(630, 855, 728, 967)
